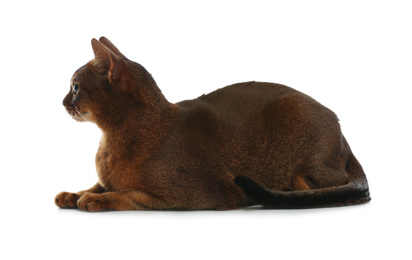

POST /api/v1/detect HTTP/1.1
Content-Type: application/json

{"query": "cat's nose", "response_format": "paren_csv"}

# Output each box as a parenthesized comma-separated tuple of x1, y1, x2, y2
(63, 100, 67, 107)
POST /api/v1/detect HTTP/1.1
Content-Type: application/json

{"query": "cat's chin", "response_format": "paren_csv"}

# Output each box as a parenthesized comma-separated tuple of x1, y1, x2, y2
(71, 111, 91, 122)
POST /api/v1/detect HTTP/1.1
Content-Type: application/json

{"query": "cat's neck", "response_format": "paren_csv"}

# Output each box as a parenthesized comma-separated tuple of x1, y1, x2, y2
(96, 99, 178, 154)
(95, 79, 172, 129)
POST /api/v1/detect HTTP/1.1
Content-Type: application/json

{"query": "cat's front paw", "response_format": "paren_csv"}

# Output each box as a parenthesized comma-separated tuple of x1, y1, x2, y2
(55, 192, 80, 209)
(77, 193, 107, 212)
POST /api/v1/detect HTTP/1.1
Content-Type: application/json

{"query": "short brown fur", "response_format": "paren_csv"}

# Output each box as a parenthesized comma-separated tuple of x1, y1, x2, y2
(55, 37, 370, 211)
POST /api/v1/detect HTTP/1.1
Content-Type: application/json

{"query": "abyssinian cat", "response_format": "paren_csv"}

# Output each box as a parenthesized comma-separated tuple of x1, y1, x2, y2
(55, 37, 370, 211)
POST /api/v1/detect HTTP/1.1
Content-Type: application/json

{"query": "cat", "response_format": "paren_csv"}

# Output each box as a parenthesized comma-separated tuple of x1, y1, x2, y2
(55, 37, 370, 211)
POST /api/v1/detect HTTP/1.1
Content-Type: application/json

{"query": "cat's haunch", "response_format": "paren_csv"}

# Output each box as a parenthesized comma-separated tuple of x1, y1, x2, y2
(55, 37, 370, 211)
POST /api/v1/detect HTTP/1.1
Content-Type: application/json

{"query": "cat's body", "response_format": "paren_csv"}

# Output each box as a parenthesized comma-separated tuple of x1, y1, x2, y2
(55, 37, 370, 211)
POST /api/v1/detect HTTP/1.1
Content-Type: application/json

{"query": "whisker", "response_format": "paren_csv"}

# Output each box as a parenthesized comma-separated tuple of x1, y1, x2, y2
(74, 106, 87, 121)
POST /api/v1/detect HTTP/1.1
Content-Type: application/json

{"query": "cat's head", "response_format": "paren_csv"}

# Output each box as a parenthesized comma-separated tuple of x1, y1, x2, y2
(63, 37, 162, 126)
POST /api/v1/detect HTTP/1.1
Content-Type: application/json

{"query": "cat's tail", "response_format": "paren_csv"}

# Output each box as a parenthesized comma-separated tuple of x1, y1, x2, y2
(235, 153, 371, 209)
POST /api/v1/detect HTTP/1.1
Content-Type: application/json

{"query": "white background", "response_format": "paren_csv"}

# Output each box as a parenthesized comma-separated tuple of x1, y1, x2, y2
(1, 1, 411, 259)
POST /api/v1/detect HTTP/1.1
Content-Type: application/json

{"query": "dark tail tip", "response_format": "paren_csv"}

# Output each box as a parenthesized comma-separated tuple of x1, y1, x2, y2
(235, 175, 371, 209)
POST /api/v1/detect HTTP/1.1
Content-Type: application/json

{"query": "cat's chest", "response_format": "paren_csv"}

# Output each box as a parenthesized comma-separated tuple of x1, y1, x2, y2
(95, 137, 143, 191)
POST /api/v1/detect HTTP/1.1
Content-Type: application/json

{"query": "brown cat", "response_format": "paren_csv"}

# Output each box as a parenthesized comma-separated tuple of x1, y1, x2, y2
(55, 37, 370, 211)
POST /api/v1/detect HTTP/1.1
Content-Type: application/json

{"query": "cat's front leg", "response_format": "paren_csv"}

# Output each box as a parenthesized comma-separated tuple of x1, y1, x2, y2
(55, 183, 104, 209)
(77, 190, 168, 212)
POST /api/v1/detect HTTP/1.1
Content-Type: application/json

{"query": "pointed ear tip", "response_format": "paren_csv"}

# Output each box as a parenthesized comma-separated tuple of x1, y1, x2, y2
(99, 36, 108, 41)
(91, 38, 99, 45)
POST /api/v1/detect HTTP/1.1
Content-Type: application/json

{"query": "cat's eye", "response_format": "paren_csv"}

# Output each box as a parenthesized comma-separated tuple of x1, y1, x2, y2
(73, 84, 79, 95)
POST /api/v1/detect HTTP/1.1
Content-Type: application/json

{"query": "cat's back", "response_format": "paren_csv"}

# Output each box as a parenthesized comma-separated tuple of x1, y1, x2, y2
(197, 81, 297, 106)
(177, 81, 298, 113)
(177, 81, 331, 128)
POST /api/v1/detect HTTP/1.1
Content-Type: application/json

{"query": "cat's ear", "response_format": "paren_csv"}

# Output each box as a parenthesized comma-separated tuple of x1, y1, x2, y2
(98, 37, 126, 59)
(91, 38, 132, 92)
